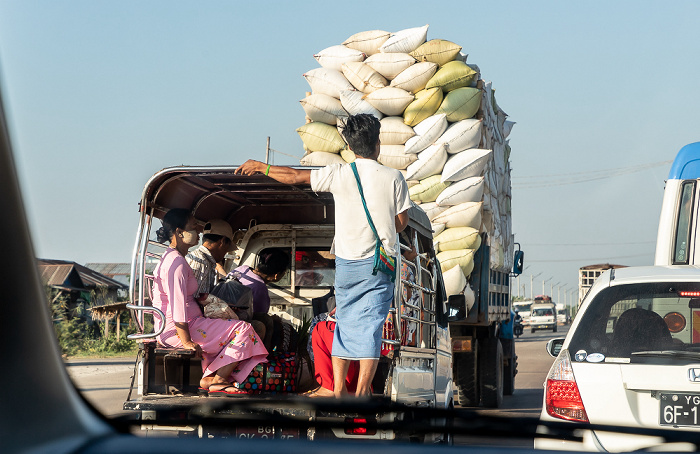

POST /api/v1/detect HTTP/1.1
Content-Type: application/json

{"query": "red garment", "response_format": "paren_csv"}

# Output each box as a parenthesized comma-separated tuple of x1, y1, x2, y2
(312, 320, 358, 392)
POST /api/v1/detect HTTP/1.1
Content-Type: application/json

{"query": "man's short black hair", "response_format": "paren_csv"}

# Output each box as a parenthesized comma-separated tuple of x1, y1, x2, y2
(340, 114, 381, 158)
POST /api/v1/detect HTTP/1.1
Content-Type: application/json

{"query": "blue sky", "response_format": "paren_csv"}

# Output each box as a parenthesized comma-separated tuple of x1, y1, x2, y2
(0, 1, 698, 303)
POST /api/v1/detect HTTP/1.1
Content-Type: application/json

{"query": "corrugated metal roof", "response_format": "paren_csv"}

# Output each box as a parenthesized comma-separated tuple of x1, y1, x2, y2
(85, 263, 130, 276)
(37, 259, 128, 290)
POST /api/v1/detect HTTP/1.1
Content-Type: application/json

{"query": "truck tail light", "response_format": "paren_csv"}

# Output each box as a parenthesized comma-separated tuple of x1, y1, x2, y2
(545, 349, 589, 423)
(664, 312, 686, 333)
(344, 417, 377, 436)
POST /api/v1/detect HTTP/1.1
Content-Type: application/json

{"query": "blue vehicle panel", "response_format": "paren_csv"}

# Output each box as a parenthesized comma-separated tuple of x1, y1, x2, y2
(668, 142, 700, 180)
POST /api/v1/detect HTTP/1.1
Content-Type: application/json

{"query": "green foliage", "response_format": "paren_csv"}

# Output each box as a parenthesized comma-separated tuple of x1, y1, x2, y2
(46, 286, 138, 357)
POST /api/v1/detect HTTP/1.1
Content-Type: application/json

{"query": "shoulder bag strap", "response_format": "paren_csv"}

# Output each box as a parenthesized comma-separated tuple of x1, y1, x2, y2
(350, 162, 381, 243)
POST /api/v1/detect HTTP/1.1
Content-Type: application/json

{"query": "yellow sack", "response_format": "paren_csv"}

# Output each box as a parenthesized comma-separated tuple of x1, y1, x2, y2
(436, 87, 481, 122)
(410, 39, 462, 66)
(437, 249, 475, 277)
(409, 174, 450, 203)
(403, 87, 443, 127)
(296, 122, 346, 153)
(426, 61, 478, 93)
(434, 227, 481, 252)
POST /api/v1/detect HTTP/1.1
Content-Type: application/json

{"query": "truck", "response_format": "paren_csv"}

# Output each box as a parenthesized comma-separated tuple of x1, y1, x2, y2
(529, 299, 556, 333)
(578, 263, 627, 308)
(655, 142, 700, 266)
(123, 165, 454, 442)
(512, 300, 533, 327)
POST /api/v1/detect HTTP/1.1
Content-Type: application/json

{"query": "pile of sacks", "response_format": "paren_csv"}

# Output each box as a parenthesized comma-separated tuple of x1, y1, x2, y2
(297, 25, 514, 305)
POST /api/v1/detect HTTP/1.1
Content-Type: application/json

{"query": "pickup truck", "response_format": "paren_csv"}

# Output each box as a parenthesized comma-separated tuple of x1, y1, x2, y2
(123, 165, 454, 442)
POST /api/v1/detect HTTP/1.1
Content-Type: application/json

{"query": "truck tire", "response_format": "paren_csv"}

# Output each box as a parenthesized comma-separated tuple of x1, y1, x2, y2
(501, 339, 516, 396)
(452, 348, 479, 407)
(480, 337, 503, 408)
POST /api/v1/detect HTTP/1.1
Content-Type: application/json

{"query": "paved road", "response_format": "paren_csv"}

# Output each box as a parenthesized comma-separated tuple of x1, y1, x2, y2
(66, 325, 569, 444)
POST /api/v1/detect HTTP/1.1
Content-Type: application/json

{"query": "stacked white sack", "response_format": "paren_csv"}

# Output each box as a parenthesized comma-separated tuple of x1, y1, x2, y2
(297, 25, 514, 298)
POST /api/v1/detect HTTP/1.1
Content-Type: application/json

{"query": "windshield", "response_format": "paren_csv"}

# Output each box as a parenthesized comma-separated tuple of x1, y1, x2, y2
(532, 308, 554, 317)
(570, 282, 700, 360)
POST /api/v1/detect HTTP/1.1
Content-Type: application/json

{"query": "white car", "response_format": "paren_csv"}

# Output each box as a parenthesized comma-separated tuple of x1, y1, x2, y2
(536, 265, 700, 452)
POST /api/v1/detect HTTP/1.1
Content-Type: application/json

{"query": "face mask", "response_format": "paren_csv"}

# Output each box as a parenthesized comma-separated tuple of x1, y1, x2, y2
(181, 229, 199, 246)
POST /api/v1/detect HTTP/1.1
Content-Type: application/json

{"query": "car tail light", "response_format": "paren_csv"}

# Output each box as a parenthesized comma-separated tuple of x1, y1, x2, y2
(344, 417, 377, 436)
(545, 349, 589, 423)
(679, 291, 700, 297)
(664, 312, 686, 333)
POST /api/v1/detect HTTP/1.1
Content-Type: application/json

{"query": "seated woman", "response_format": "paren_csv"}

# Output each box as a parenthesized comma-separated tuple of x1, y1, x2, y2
(233, 249, 290, 351)
(152, 208, 268, 395)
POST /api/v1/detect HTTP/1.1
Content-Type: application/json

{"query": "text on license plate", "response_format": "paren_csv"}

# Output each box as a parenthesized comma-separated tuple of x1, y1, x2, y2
(235, 426, 300, 440)
(660, 393, 700, 426)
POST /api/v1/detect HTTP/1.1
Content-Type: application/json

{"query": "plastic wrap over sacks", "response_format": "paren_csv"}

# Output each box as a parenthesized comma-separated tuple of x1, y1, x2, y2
(431, 201, 483, 229)
(341, 61, 387, 94)
(390, 62, 438, 94)
(379, 117, 415, 145)
(441, 148, 492, 183)
(378, 144, 416, 170)
(364, 53, 416, 80)
(304, 68, 355, 99)
(434, 227, 481, 252)
(410, 39, 462, 66)
(438, 119, 482, 154)
(297, 122, 346, 153)
(300, 151, 346, 166)
(436, 176, 484, 206)
(314, 45, 366, 71)
(300, 94, 348, 125)
(404, 113, 448, 154)
(364, 87, 414, 116)
(437, 248, 475, 277)
(426, 61, 478, 93)
(379, 25, 429, 54)
(442, 265, 467, 297)
(436, 87, 481, 122)
(403, 87, 443, 127)
(342, 30, 390, 56)
(339, 90, 384, 119)
(406, 143, 447, 180)
(408, 175, 450, 203)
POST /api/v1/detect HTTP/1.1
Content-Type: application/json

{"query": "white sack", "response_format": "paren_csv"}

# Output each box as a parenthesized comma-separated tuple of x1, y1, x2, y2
(364, 87, 414, 116)
(342, 30, 390, 56)
(406, 143, 447, 180)
(441, 148, 492, 183)
(379, 117, 415, 145)
(431, 223, 446, 236)
(341, 61, 387, 94)
(431, 201, 483, 229)
(339, 90, 384, 119)
(404, 113, 448, 154)
(304, 68, 355, 99)
(380, 25, 429, 54)
(300, 151, 347, 166)
(438, 119, 482, 154)
(300, 93, 348, 125)
(442, 264, 467, 296)
(314, 45, 366, 71)
(390, 62, 438, 94)
(364, 52, 416, 80)
(378, 144, 417, 170)
(436, 176, 484, 206)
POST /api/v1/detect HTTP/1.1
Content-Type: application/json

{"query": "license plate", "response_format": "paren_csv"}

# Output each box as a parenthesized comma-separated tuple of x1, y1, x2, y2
(235, 426, 300, 440)
(660, 393, 700, 426)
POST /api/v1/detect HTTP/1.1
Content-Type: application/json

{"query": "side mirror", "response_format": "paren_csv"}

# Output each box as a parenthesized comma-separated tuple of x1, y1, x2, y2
(512, 245, 524, 276)
(447, 294, 466, 320)
(546, 338, 565, 357)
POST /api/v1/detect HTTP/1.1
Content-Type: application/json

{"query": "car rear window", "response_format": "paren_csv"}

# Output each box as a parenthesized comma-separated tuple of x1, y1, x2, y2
(569, 282, 700, 360)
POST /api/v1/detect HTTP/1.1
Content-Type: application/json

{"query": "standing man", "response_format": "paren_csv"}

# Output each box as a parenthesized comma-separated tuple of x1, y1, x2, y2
(236, 114, 411, 397)
(186, 219, 235, 298)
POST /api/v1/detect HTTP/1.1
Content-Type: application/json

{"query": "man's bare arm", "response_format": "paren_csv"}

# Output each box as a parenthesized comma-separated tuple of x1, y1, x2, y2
(395, 210, 409, 233)
(235, 160, 311, 185)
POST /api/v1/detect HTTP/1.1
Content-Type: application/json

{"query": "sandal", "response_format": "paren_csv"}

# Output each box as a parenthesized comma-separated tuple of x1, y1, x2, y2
(208, 383, 248, 396)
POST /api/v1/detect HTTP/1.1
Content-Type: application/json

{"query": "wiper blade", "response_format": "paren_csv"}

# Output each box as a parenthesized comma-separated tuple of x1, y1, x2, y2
(632, 350, 700, 361)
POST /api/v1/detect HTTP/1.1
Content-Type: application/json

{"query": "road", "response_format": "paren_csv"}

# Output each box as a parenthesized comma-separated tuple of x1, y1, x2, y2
(65, 326, 568, 444)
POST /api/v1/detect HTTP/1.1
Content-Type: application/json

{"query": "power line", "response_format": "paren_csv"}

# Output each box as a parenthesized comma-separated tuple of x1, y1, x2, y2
(525, 253, 651, 263)
(524, 241, 655, 246)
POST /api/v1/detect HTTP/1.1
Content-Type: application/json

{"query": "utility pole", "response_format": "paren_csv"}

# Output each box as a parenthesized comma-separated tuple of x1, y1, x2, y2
(530, 272, 542, 300)
(542, 277, 552, 296)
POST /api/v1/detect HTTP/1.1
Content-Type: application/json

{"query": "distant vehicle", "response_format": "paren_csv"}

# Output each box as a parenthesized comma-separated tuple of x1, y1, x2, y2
(556, 303, 569, 325)
(529, 300, 556, 333)
(512, 300, 533, 326)
(578, 264, 627, 308)
(537, 265, 700, 452)
(655, 142, 700, 266)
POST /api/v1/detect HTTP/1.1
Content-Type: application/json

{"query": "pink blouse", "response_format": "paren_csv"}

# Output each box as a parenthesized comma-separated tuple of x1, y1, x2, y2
(152, 248, 203, 324)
